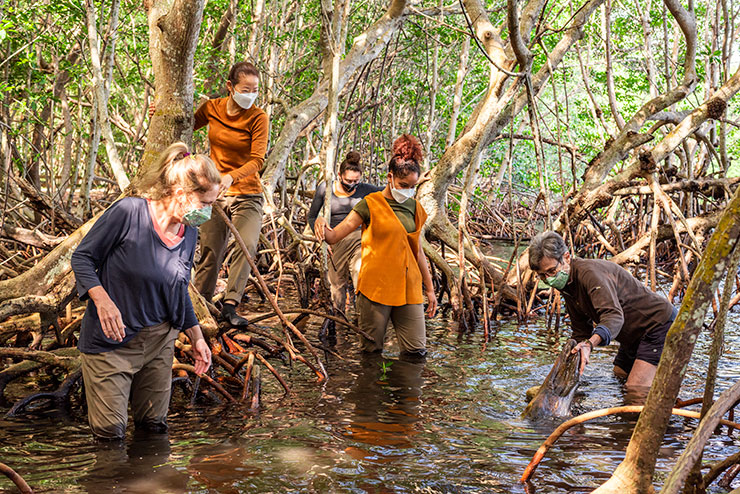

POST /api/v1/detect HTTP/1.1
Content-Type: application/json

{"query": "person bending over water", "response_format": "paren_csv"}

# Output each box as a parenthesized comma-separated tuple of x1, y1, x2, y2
(308, 150, 383, 314)
(528, 231, 676, 398)
(315, 135, 437, 358)
(71, 142, 217, 439)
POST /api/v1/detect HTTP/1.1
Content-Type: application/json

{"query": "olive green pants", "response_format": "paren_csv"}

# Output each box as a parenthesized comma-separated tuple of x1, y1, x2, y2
(328, 229, 362, 312)
(194, 194, 264, 304)
(81, 321, 178, 439)
(356, 293, 426, 354)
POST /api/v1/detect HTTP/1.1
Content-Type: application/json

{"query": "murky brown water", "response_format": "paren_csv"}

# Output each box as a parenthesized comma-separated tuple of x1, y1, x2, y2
(1, 313, 739, 493)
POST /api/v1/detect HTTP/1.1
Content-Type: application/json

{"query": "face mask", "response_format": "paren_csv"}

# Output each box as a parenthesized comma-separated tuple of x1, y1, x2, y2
(390, 175, 415, 203)
(181, 196, 212, 227)
(231, 90, 258, 110)
(341, 181, 358, 193)
(544, 269, 569, 290)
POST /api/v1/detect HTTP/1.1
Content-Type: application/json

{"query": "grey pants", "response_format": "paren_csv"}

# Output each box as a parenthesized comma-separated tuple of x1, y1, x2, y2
(194, 194, 264, 304)
(356, 293, 426, 353)
(80, 321, 178, 439)
(328, 229, 362, 312)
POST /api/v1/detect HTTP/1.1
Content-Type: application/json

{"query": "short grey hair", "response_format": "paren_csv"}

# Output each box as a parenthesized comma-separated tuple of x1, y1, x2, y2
(528, 231, 567, 271)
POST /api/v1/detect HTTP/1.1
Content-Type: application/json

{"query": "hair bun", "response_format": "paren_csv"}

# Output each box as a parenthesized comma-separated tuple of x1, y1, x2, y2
(346, 151, 361, 165)
(392, 134, 423, 164)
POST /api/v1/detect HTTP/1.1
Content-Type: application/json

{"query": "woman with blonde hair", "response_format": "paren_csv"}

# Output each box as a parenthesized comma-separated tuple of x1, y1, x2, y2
(71, 142, 219, 439)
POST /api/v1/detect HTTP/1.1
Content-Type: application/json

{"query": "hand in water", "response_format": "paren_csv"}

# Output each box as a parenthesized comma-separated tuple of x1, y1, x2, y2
(571, 341, 592, 375)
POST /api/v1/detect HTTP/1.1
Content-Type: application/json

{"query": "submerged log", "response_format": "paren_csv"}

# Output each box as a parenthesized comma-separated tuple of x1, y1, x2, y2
(522, 339, 581, 420)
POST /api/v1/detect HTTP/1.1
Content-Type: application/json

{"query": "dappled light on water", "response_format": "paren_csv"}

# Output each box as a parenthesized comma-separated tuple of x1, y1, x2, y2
(1, 315, 739, 493)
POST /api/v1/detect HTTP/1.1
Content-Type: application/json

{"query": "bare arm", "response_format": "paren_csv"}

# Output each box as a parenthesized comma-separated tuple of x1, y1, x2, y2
(417, 242, 438, 317)
(316, 210, 363, 245)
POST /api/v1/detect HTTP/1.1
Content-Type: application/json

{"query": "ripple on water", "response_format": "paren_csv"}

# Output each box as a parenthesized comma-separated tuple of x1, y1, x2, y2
(1, 314, 739, 493)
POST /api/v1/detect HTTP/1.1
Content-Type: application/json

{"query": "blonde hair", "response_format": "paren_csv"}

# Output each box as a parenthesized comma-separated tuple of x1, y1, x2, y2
(139, 142, 221, 200)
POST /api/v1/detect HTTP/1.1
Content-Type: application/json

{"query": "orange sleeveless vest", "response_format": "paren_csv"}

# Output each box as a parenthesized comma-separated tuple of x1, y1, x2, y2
(356, 192, 428, 306)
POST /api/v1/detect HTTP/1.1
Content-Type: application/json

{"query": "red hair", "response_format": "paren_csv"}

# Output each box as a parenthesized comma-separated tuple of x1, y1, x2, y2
(389, 134, 422, 177)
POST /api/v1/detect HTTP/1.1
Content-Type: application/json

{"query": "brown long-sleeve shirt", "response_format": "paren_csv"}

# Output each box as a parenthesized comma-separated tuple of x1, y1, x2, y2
(194, 97, 269, 195)
(561, 258, 674, 346)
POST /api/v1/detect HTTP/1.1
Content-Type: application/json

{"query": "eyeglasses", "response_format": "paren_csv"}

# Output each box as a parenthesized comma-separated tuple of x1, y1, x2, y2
(537, 260, 563, 280)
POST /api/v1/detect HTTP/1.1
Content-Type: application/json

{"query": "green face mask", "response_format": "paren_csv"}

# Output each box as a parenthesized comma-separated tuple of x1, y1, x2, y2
(183, 204, 212, 227)
(544, 269, 569, 290)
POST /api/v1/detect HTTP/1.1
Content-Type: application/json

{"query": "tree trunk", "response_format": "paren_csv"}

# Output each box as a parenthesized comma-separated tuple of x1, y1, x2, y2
(143, 0, 206, 172)
(85, 0, 129, 191)
(260, 0, 409, 198)
(592, 150, 740, 493)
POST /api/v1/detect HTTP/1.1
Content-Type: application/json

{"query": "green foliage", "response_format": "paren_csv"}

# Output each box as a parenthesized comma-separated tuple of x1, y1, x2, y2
(0, 0, 736, 207)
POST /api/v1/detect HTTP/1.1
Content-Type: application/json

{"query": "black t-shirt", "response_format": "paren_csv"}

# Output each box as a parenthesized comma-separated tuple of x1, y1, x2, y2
(307, 181, 383, 230)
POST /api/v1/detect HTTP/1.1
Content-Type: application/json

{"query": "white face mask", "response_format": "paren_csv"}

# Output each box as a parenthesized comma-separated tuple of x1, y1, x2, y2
(232, 90, 258, 110)
(390, 175, 415, 203)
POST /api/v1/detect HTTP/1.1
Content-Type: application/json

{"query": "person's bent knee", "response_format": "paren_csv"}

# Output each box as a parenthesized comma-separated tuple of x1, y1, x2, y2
(613, 365, 628, 379)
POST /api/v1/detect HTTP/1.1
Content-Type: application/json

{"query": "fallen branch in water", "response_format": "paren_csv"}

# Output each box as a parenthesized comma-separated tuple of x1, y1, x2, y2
(172, 363, 237, 404)
(243, 307, 375, 343)
(0, 462, 33, 494)
(520, 406, 740, 483)
(703, 450, 740, 488)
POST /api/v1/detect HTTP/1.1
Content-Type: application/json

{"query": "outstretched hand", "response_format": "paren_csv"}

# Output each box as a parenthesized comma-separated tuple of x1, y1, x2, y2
(314, 217, 331, 242)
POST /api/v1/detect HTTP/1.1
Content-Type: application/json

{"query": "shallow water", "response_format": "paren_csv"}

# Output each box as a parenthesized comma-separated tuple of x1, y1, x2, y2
(1, 314, 739, 493)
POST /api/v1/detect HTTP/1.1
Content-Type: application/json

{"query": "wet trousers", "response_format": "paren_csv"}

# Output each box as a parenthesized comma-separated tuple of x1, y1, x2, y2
(356, 293, 426, 354)
(328, 229, 362, 312)
(81, 321, 177, 439)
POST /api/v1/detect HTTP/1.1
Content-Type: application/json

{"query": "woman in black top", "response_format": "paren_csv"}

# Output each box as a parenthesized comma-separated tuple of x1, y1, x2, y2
(308, 151, 382, 313)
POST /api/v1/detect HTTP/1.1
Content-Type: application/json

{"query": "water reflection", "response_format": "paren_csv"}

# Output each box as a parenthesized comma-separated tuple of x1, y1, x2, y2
(80, 432, 188, 493)
(1, 317, 739, 493)
(343, 354, 424, 457)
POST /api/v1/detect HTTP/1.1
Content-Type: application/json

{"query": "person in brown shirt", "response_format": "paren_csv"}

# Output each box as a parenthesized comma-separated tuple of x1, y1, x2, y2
(192, 62, 269, 326)
(528, 231, 676, 392)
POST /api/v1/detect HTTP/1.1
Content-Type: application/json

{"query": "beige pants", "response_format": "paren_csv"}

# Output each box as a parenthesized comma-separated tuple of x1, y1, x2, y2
(194, 194, 264, 304)
(356, 293, 426, 353)
(81, 321, 178, 439)
(328, 229, 362, 312)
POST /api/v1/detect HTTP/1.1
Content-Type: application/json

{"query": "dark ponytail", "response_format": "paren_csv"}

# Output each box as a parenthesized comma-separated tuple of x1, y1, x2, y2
(388, 134, 422, 178)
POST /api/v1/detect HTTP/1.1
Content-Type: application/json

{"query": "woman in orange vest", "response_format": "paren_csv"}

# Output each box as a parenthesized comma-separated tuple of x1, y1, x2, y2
(315, 135, 437, 357)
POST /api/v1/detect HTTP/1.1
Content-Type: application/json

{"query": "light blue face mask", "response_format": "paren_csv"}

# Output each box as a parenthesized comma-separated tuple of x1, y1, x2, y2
(544, 269, 569, 290)
(183, 204, 212, 227)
